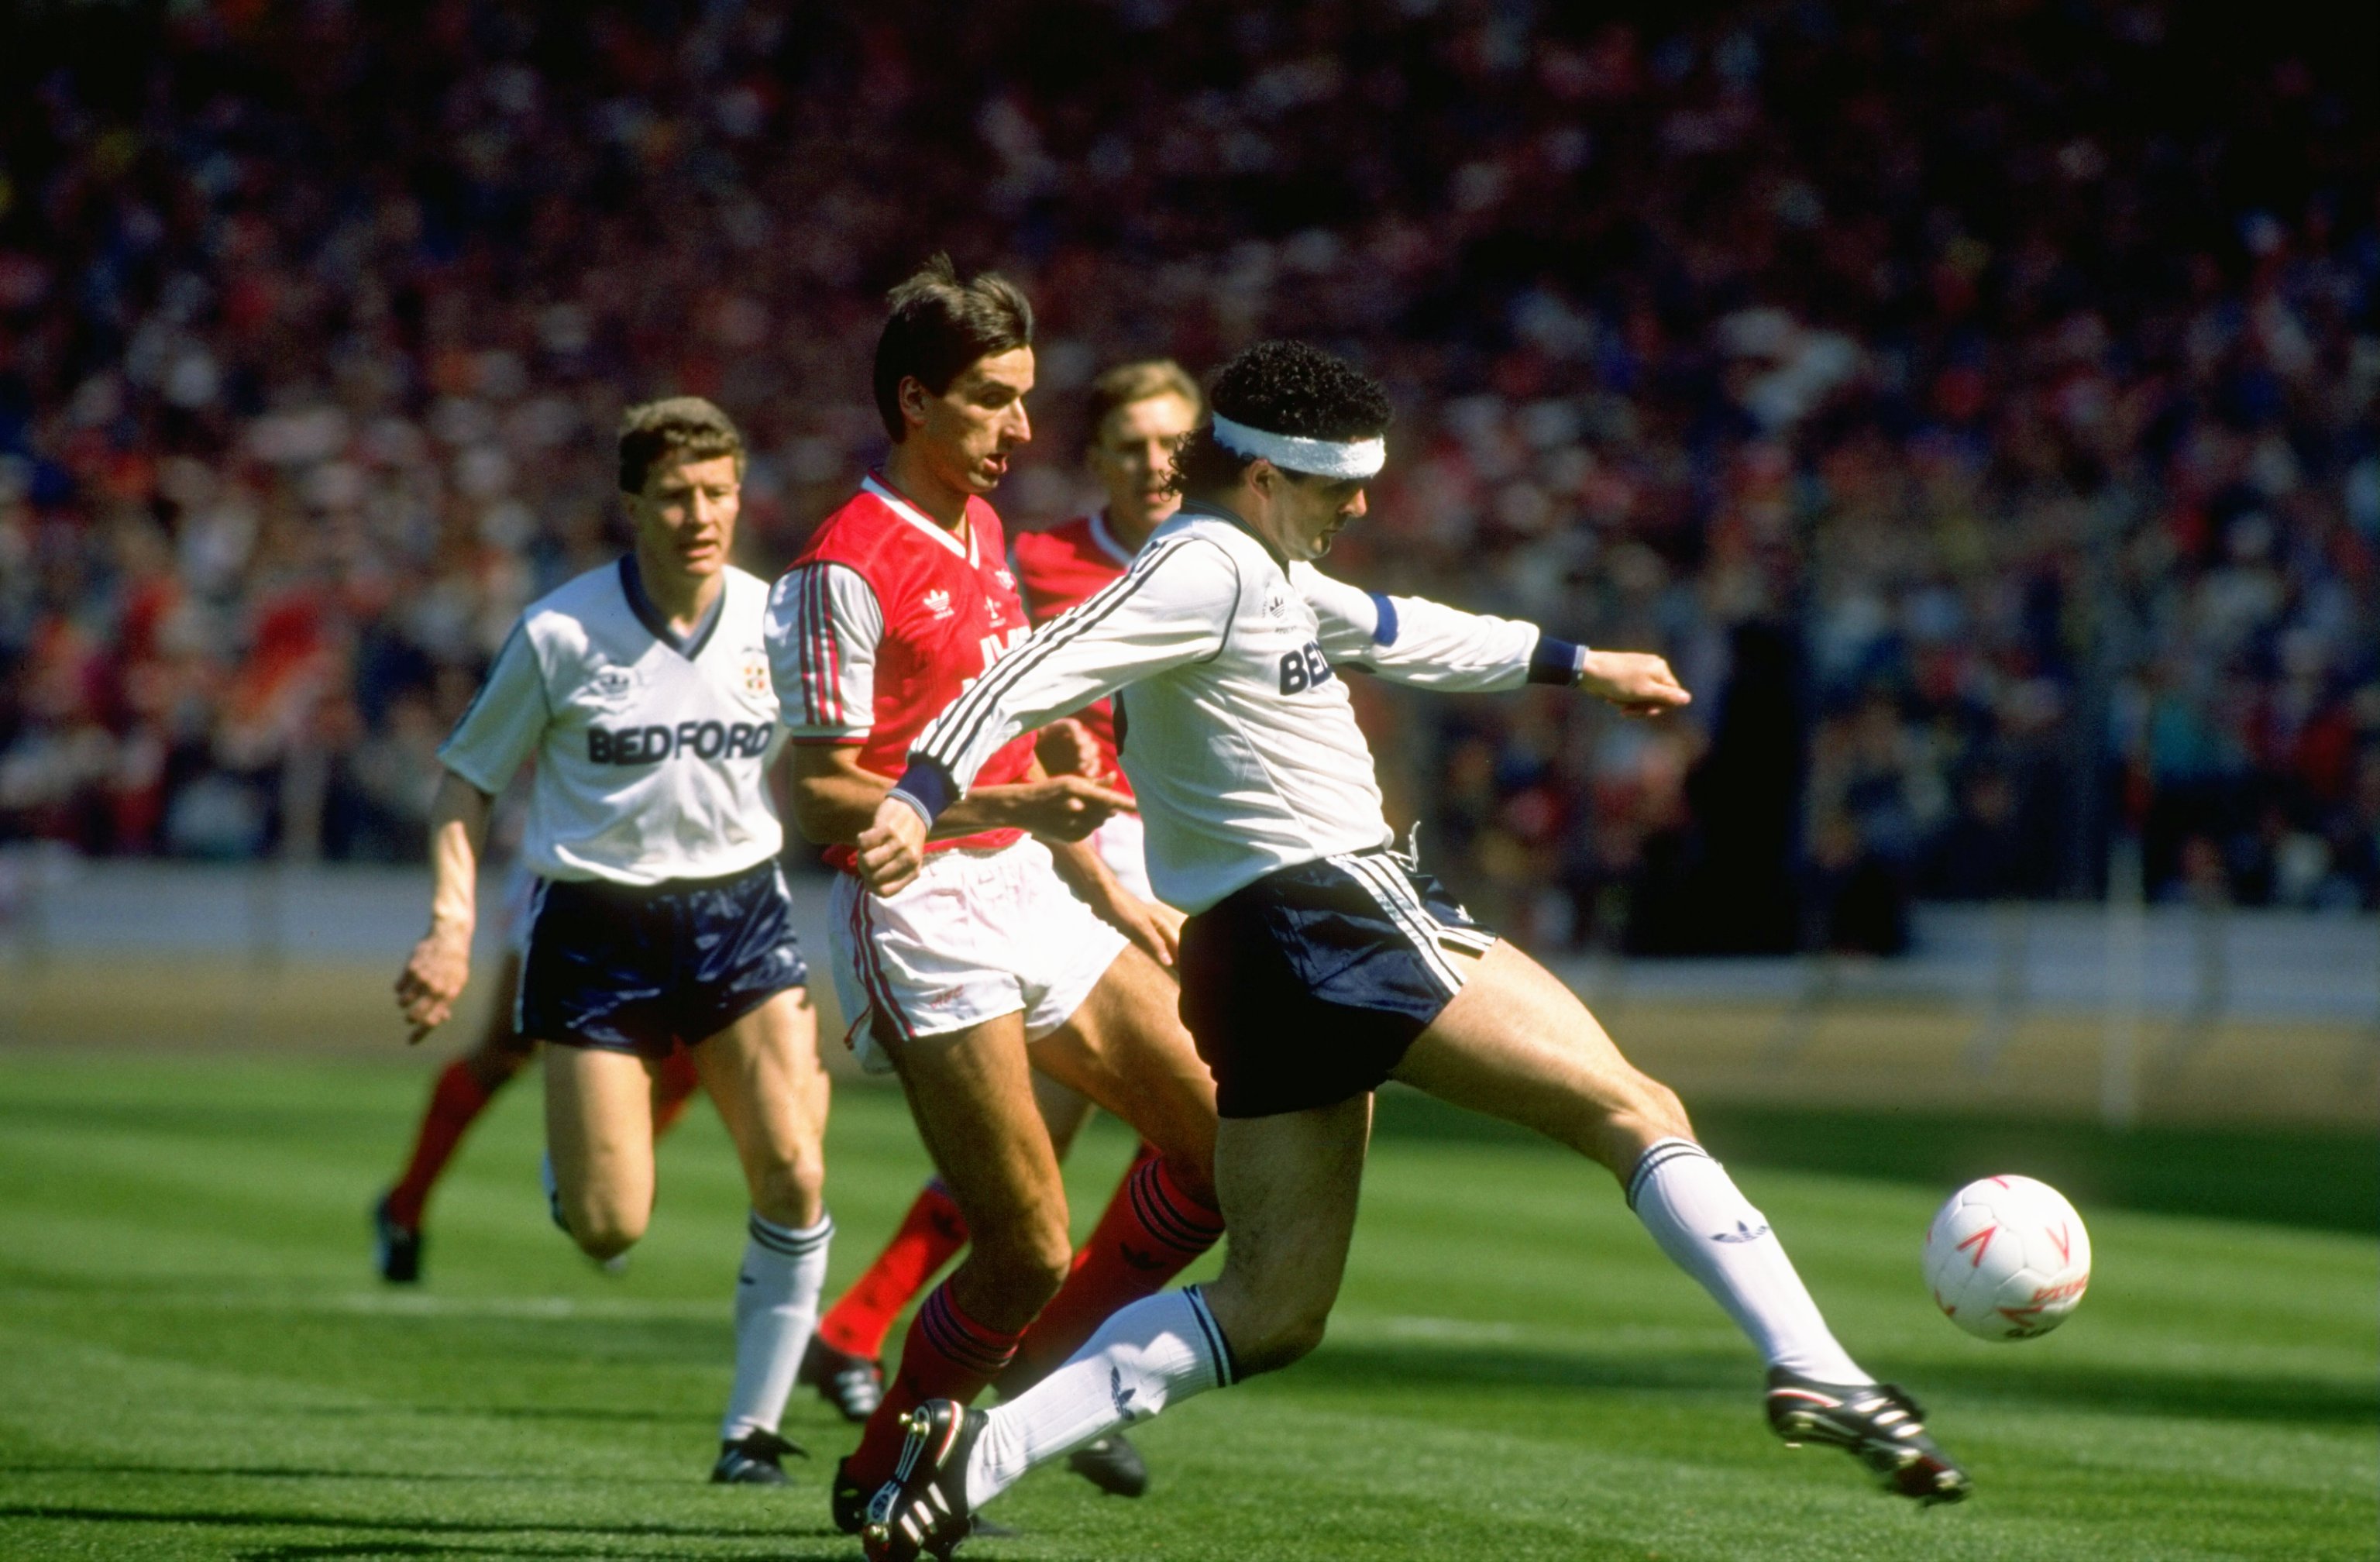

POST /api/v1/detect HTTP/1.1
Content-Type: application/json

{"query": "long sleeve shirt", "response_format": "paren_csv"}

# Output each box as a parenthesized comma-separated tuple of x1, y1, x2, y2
(892, 501, 1582, 913)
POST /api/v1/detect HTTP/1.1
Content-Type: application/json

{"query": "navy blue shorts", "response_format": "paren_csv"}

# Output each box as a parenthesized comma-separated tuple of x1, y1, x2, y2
(1177, 851, 1498, 1119)
(517, 858, 808, 1061)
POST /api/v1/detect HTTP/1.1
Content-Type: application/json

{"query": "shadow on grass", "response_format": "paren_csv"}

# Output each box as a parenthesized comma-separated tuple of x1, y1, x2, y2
(1295, 1340, 2380, 1427)
(233, 1548, 741, 1560)
(228, 1548, 836, 1561)
(0, 1464, 561, 1484)
(1370, 1089, 2380, 1234)
(363, 1404, 700, 1426)
(239, 1404, 707, 1429)
(0, 1505, 851, 1559)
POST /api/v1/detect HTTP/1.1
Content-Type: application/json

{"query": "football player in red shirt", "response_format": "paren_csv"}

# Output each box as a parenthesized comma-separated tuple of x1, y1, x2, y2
(790, 361, 1202, 1454)
(769, 260, 1223, 1530)
(794, 360, 1202, 1412)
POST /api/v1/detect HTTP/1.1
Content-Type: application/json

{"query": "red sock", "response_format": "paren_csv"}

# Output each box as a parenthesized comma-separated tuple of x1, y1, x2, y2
(1001, 1147, 1224, 1393)
(384, 1058, 497, 1229)
(846, 1281, 1023, 1487)
(650, 1048, 702, 1137)
(817, 1180, 969, 1361)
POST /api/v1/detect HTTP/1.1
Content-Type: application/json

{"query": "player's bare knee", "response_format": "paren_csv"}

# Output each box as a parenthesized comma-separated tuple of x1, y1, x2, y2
(750, 1154, 824, 1229)
(969, 1216, 1073, 1313)
(570, 1209, 642, 1261)
(1577, 1075, 1692, 1174)
(1023, 1220, 1076, 1295)
(1624, 1075, 1691, 1141)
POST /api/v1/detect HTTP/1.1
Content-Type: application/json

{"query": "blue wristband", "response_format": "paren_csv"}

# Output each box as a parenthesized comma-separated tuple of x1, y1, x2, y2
(889, 759, 958, 823)
(1527, 636, 1586, 685)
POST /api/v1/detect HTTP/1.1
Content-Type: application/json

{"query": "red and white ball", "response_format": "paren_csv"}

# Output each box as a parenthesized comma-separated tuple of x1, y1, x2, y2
(1922, 1175, 2092, 1340)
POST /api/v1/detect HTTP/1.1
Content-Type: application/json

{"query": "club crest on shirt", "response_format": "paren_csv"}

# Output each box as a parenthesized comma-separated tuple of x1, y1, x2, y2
(739, 652, 770, 697)
(923, 588, 955, 619)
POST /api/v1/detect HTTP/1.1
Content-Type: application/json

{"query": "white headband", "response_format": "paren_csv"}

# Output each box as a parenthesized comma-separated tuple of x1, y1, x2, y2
(1209, 414, 1385, 480)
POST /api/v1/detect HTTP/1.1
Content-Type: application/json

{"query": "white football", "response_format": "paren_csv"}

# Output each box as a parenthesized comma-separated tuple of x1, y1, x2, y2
(1922, 1175, 2091, 1340)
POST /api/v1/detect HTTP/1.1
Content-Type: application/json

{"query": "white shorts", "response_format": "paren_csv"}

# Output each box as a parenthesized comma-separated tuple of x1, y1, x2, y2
(1091, 810, 1156, 904)
(827, 837, 1129, 1074)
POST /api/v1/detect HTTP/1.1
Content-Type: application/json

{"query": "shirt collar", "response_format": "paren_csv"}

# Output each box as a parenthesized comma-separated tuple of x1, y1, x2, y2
(1176, 498, 1288, 569)
(1088, 510, 1137, 567)
(864, 473, 978, 564)
(618, 553, 726, 659)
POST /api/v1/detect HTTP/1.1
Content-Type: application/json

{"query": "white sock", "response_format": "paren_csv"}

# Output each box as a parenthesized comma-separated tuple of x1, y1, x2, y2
(965, 1286, 1233, 1509)
(720, 1210, 833, 1441)
(1627, 1139, 1869, 1384)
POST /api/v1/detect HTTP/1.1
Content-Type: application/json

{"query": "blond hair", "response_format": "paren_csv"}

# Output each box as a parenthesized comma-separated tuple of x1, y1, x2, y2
(1085, 359, 1202, 447)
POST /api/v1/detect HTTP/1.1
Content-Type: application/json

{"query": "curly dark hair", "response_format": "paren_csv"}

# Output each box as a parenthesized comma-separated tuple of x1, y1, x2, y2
(1170, 339, 1392, 496)
(873, 254, 1035, 442)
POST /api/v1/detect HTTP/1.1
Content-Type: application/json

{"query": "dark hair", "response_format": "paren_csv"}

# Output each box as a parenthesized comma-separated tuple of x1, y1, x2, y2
(1084, 358, 1202, 446)
(1169, 339, 1392, 496)
(617, 396, 745, 493)
(873, 254, 1035, 442)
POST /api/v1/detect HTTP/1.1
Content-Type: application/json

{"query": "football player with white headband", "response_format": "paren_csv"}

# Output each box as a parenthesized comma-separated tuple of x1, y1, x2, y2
(852, 341, 1970, 1559)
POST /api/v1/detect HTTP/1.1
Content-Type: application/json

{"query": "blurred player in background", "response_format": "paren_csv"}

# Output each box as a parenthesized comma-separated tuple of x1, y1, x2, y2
(789, 359, 1199, 1476)
(769, 260, 1226, 1530)
(395, 397, 834, 1487)
(372, 862, 702, 1284)
(856, 341, 1969, 1559)
(1013, 357, 1202, 900)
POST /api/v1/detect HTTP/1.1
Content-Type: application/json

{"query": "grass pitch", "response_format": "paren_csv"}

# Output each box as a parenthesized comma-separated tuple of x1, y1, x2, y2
(0, 1053, 2371, 1561)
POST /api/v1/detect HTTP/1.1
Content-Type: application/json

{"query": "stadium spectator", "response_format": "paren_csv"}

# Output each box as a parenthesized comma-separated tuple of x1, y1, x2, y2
(0, 0, 2371, 936)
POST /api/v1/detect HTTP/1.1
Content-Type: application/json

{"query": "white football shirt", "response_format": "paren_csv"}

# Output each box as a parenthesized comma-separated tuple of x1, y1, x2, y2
(439, 557, 786, 886)
(897, 502, 1584, 912)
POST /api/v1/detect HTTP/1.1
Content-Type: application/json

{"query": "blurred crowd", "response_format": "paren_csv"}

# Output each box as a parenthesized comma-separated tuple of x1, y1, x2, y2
(1, 0, 2372, 948)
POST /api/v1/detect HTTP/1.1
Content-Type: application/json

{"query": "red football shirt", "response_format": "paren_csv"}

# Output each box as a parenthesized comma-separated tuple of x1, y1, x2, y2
(772, 473, 1039, 869)
(1009, 511, 1137, 796)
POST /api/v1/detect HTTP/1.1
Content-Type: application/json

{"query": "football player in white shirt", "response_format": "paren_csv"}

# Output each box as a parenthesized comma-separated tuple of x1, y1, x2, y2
(855, 342, 1970, 1558)
(395, 398, 833, 1488)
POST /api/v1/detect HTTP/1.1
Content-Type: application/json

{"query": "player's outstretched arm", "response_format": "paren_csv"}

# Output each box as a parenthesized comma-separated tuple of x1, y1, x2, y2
(1301, 567, 1569, 692)
(844, 757, 1145, 903)
(395, 771, 494, 1042)
(786, 742, 1135, 851)
(1577, 649, 1690, 717)
(1299, 566, 1689, 715)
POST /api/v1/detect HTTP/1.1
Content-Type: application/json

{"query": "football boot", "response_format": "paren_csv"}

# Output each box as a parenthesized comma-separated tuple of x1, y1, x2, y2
(797, 1336, 885, 1423)
(831, 1455, 872, 1534)
(862, 1400, 985, 1561)
(1065, 1432, 1148, 1497)
(371, 1195, 422, 1285)
(1765, 1368, 1972, 1504)
(710, 1428, 807, 1485)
